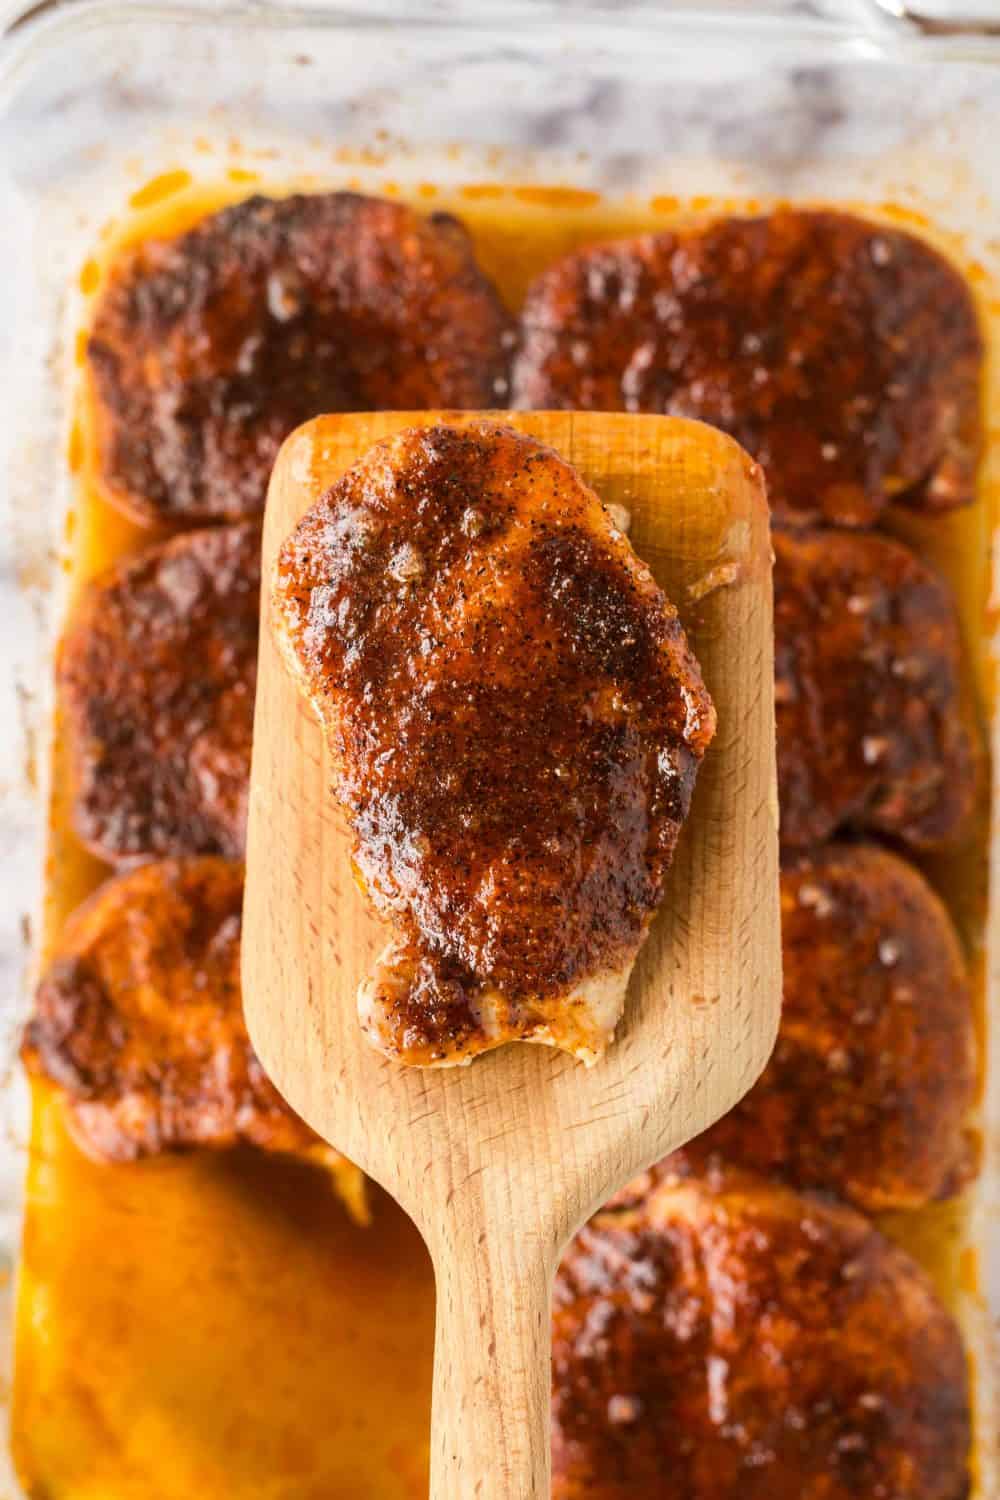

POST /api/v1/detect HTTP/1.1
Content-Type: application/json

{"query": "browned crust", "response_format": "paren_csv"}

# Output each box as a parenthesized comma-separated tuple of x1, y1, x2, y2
(514, 209, 983, 527)
(88, 192, 514, 524)
(58, 521, 260, 863)
(273, 421, 714, 1062)
(774, 526, 979, 849)
(684, 843, 977, 1210)
(553, 1160, 971, 1500)
(20, 858, 320, 1164)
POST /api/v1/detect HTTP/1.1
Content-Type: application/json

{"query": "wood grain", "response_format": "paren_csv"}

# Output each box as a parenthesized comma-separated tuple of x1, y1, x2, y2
(243, 410, 781, 1500)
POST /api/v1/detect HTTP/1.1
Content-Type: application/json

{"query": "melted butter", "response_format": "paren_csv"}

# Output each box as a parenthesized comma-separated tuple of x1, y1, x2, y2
(14, 1090, 434, 1500)
(128, 170, 195, 211)
(14, 175, 997, 1498)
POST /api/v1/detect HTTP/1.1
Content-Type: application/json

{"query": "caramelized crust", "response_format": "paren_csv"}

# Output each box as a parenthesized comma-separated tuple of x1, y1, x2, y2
(684, 844, 976, 1210)
(59, 522, 259, 863)
(774, 527, 978, 849)
(274, 422, 714, 1065)
(553, 1160, 971, 1500)
(21, 859, 330, 1168)
(514, 209, 982, 527)
(88, 193, 513, 523)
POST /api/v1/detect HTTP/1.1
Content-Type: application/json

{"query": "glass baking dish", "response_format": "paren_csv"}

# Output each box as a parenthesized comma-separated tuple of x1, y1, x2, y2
(0, 0, 997, 1495)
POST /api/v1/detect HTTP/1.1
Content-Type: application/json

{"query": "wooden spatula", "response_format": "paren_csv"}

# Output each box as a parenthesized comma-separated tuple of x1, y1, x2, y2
(243, 410, 780, 1500)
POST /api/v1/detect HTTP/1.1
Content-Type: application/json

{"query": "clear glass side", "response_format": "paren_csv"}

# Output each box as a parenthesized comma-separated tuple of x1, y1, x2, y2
(0, 4, 997, 1497)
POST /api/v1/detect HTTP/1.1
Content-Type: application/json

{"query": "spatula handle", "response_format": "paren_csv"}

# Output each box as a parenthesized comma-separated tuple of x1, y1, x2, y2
(429, 1217, 553, 1499)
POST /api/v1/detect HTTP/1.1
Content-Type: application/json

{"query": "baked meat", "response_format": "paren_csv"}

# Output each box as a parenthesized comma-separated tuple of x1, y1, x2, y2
(514, 209, 982, 527)
(553, 1158, 971, 1499)
(774, 527, 977, 850)
(273, 422, 715, 1065)
(59, 522, 259, 863)
(88, 192, 514, 523)
(684, 843, 977, 1211)
(21, 859, 347, 1179)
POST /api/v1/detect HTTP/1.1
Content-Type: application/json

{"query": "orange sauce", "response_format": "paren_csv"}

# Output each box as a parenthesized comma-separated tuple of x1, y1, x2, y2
(14, 1090, 434, 1500)
(12, 172, 997, 1498)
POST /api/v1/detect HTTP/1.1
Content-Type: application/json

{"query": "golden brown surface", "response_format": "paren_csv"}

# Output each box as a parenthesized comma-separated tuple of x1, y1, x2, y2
(88, 192, 514, 524)
(58, 521, 259, 863)
(273, 421, 715, 1065)
(682, 843, 977, 1211)
(513, 208, 983, 527)
(21, 858, 329, 1167)
(552, 1159, 971, 1500)
(774, 527, 978, 849)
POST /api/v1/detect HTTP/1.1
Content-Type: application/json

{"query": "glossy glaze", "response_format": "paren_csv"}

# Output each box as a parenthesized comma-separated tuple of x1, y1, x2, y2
(274, 421, 715, 1064)
(553, 1160, 971, 1500)
(20, 857, 355, 1176)
(513, 209, 983, 528)
(58, 521, 260, 862)
(774, 526, 979, 850)
(88, 193, 514, 523)
(681, 843, 977, 1210)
